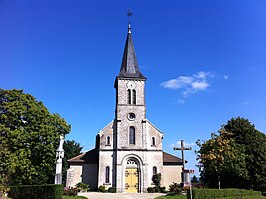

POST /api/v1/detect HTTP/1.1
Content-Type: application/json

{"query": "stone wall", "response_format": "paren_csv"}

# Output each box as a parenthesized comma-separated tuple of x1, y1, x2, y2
(66, 163, 98, 189)
(161, 165, 182, 190)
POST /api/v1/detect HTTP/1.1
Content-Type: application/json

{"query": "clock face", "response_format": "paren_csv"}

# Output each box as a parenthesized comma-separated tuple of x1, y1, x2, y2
(128, 113, 136, 120)
(126, 81, 136, 89)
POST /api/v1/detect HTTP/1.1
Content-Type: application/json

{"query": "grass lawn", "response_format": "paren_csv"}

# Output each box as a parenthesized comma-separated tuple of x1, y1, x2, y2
(63, 196, 88, 199)
(155, 195, 186, 199)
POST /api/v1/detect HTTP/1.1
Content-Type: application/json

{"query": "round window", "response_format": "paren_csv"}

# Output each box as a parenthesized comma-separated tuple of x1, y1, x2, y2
(128, 113, 136, 120)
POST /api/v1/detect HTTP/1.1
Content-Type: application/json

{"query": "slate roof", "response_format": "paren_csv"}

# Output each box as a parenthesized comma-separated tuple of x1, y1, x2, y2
(117, 23, 146, 79)
(68, 149, 184, 166)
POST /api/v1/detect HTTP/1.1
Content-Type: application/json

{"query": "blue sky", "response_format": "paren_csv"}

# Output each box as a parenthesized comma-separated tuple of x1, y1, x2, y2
(1, 0, 266, 176)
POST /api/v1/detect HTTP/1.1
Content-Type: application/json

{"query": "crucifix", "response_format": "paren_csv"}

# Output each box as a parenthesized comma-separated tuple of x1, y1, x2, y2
(127, 8, 133, 33)
(127, 8, 133, 22)
(173, 140, 192, 183)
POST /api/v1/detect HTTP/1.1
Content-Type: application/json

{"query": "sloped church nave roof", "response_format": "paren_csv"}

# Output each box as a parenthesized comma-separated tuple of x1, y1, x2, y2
(68, 150, 183, 166)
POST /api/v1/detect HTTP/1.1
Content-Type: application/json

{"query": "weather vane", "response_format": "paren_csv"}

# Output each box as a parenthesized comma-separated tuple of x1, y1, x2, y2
(127, 8, 133, 22)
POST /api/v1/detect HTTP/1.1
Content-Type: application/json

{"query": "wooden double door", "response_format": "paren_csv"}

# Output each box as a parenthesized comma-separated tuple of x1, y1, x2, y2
(125, 168, 139, 193)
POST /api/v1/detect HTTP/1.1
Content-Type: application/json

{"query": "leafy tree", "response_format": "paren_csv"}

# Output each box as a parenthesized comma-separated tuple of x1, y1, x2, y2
(62, 140, 83, 185)
(0, 125, 16, 197)
(196, 117, 266, 192)
(223, 117, 266, 191)
(0, 89, 70, 186)
(196, 129, 247, 189)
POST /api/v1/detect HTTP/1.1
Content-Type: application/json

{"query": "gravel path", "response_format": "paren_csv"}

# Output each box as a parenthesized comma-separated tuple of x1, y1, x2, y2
(78, 192, 165, 199)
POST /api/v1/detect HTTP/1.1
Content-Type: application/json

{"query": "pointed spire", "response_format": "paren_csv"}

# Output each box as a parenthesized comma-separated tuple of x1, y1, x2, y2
(117, 23, 146, 79)
(128, 22, 131, 34)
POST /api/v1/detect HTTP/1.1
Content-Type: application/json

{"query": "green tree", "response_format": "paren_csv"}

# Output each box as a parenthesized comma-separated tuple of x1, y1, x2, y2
(196, 117, 266, 191)
(62, 140, 83, 185)
(223, 117, 266, 191)
(0, 89, 71, 186)
(196, 129, 247, 189)
(0, 125, 16, 197)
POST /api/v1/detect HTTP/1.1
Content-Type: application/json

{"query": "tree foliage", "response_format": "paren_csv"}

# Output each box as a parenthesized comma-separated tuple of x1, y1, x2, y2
(196, 117, 266, 191)
(0, 89, 71, 186)
(223, 117, 266, 191)
(191, 175, 199, 183)
(62, 140, 83, 185)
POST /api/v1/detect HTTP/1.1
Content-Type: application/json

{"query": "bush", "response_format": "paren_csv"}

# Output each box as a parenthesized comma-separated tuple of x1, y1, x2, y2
(63, 187, 78, 196)
(187, 188, 262, 199)
(147, 187, 155, 193)
(147, 186, 166, 193)
(152, 173, 162, 187)
(160, 186, 167, 193)
(108, 187, 116, 193)
(76, 182, 89, 192)
(98, 185, 106, 192)
(221, 196, 266, 199)
(168, 182, 181, 195)
(8, 184, 63, 199)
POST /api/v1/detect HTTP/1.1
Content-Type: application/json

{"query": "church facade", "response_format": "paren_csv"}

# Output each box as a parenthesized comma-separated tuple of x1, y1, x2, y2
(66, 24, 184, 193)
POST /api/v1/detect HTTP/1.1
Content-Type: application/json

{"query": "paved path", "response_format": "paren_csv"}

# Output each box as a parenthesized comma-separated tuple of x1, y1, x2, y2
(78, 192, 166, 199)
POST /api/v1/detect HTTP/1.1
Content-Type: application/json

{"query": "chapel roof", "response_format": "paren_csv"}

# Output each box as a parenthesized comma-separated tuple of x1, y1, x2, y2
(163, 151, 185, 165)
(68, 148, 98, 163)
(117, 23, 146, 79)
(68, 149, 184, 165)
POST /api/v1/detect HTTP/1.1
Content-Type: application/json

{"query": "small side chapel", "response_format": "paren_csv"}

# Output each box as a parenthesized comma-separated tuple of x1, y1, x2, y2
(66, 23, 184, 193)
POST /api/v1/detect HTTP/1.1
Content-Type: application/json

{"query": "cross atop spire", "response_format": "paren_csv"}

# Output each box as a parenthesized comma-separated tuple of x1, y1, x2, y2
(127, 9, 133, 33)
(127, 8, 133, 21)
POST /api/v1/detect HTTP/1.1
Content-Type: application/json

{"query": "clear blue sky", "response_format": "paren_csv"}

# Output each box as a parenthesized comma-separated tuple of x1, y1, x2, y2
(1, 0, 266, 176)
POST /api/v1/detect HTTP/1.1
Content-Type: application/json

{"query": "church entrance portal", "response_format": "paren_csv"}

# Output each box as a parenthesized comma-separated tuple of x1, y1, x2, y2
(125, 159, 139, 193)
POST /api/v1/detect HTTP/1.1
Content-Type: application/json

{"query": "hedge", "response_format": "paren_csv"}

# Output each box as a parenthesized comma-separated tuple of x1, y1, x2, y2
(222, 196, 266, 199)
(187, 188, 262, 199)
(8, 184, 63, 199)
(108, 187, 116, 193)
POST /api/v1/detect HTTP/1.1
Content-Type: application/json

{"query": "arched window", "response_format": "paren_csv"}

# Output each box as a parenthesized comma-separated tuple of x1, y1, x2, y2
(129, 126, 135, 144)
(105, 166, 110, 183)
(127, 89, 131, 104)
(132, 89, 136, 104)
(106, 136, 110, 145)
(152, 137, 156, 146)
(153, 166, 157, 175)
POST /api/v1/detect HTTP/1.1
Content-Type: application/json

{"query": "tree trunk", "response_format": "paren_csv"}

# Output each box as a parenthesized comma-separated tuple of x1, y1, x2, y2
(218, 175, 221, 189)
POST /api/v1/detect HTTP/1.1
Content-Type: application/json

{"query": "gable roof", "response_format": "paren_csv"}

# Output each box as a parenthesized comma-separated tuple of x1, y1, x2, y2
(68, 148, 98, 163)
(68, 149, 185, 166)
(163, 151, 185, 165)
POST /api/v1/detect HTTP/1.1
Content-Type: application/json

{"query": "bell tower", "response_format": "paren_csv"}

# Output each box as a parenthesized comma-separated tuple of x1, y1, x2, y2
(114, 23, 147, 150)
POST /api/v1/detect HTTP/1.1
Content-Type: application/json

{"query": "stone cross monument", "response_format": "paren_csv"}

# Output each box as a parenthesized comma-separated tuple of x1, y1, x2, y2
(173, 140, 192, 186)
(55, 134, 64, 184)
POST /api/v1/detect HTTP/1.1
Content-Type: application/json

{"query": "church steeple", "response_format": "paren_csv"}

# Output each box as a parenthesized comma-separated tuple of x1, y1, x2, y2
(117, 23, 146, 79)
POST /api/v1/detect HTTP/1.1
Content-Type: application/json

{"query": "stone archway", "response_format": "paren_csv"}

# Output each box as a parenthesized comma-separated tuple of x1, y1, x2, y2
(124, 158, 139, 193)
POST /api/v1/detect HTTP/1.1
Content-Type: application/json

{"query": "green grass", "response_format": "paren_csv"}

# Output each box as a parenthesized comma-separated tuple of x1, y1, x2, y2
(222, 197, 266, 199)
(62, 196, 88, 199)
(155, 195, 186, 199)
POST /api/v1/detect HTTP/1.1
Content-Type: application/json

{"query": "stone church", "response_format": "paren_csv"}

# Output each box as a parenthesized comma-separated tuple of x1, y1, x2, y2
(66, 23, 184, 193)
